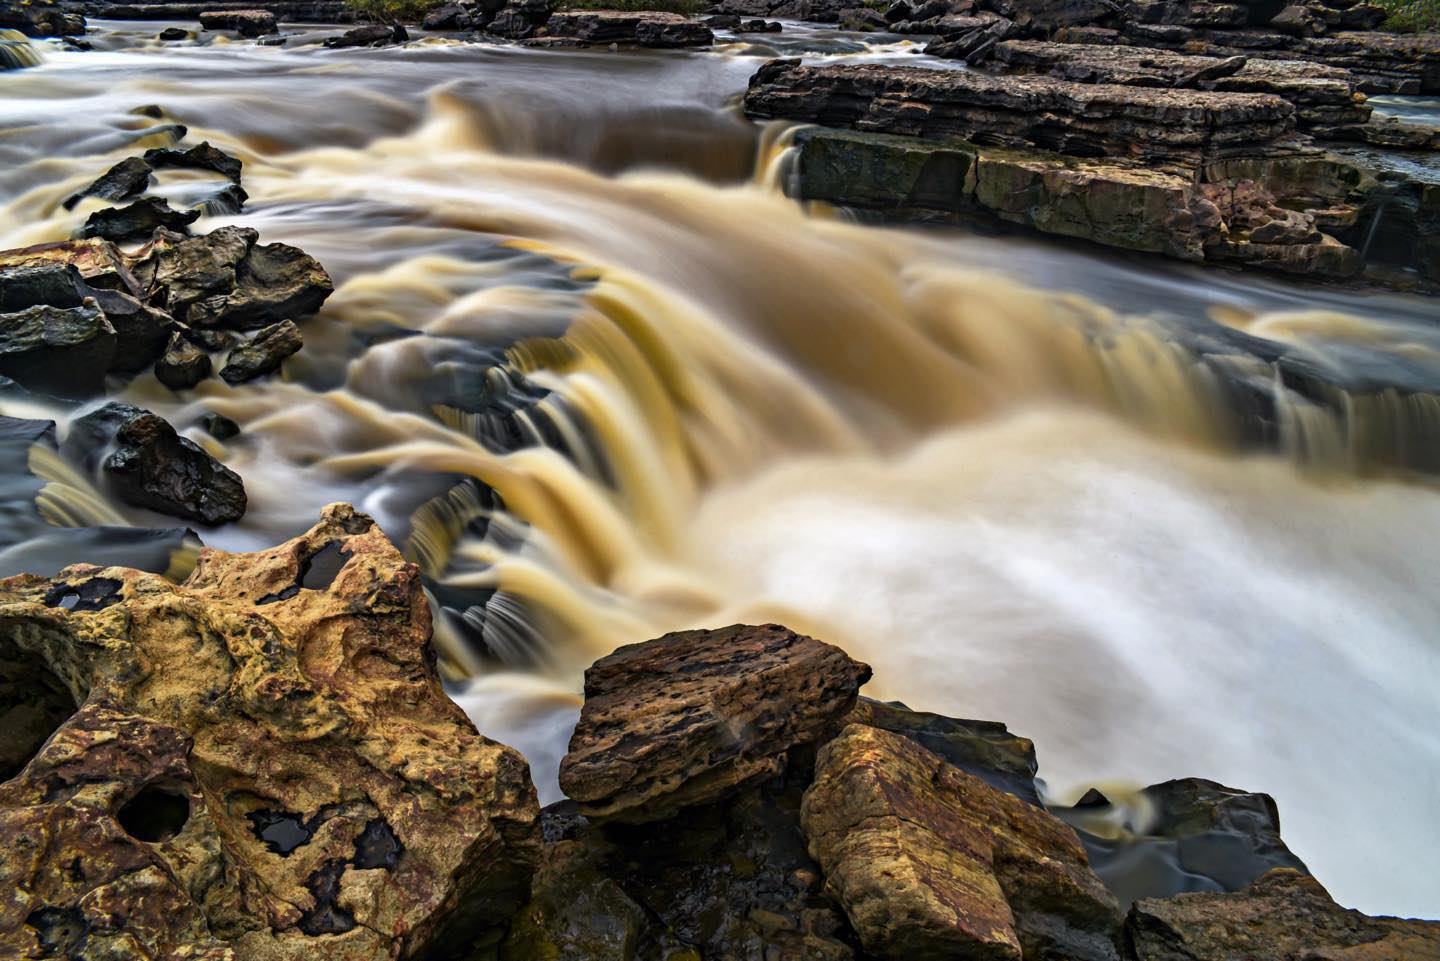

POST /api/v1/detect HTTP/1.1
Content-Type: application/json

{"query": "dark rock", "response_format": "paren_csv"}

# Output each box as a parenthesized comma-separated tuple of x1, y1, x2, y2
(154, 330, 212, 390)
(925, 16, 1013, 62)
(219, 319, 303, 384)
(706, 11, 741, 25)
(182, 326, 236, 351)
(143, 141, 243, 181)
(199, 411, 240, 439)
(1126, 869, 1440, 959)
(323, 22, 408, 46)
(156, 25, 188, 39)
(424, 2, 473, 28)
(193, 182, 248, 215)
(559, 623, 871, 823)
(0, 0, 85, 37)
(0, 264, 91, 313)
(0, 238, 145, 295)
(0, 303, 116, 398)
(486, 0, 553, 38)
(838, 5, 887, 28)
(197, 8, 277, 35)
(61, 156, 152, 211)
(544, 10, 713, 46)
(1269, 2, 1324, 34)
(738, 16, 782, 29)
(80, 197, 200, 243)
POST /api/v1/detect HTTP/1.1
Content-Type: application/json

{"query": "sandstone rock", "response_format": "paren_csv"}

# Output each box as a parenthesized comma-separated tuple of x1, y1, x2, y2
(323, 22, 408, 47)
(80, 197, 200, 243)
(1126, 868, 1440, 959)
(802, 724, 1122, 961)
(62, 156, 153, 211)
(558, 623, 871, 823)
(0, 303, 116, 398)
(154, 329, 213, 390)
(198, 8, 278, 35)
(220, 318, 303, 384)
(0, 504, 541, 959)
(0, 237, 145, 295)
(143, 141, 244, 181)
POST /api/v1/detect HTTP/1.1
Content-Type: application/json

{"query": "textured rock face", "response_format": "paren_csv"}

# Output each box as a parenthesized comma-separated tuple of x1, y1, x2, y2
(154, 329, 213, 389)
(802, 724, 1122, 961)
(198, 8, 278, 35)
(543, 10, 714, 46)
(0, 303, 117, 398)
(62, 156, 153, 211)
(144, 141, 244, 182)
(0, 504, 541, 960)
(1126, 869, 1440, 959)
(81, 196, 201, 242)
(220, 318, 304, 384)
(744, 59, 1304, 165)
(558, 623, 871, 823)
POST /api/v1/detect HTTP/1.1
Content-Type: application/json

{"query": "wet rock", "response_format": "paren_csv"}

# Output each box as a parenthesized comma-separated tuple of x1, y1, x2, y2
(544, 10, 713, 46)
(803, 724, 1122, 961)
(839, 5, 887, 28)
(143, 140, 243, 181)
(156, 24, 188, 39)
(0, 303, 116, 398)
(61, 156, 153, 211)
(0, 263, 170, 372)
(0, 237, 146, 295)
(154, 330, 212, 390)
(80, 197, 200, 243)
(219, 318, 303, 384)
(924, 16, 1014, 62)
(501, 832, 648, 961)
(1126, 868, 1440, 959)
(198, 8, 277, 35)
(486, 0, 553, 38)
(0, 504, 541, 958)
(323, 22, 408, 46)
(738, 16, 782, 29)
(199, 411, 240, 439)
(0, 0, 85, 37)
(75, 402, 247, 524)
(559, 623, 871, 823)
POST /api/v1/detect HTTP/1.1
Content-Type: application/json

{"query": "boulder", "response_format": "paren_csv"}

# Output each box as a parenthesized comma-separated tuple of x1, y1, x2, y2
(0, 303, 116, 398)
(154, 329, 212, 390)
(1126, 868, 1440, 959)
(143, 141, 243, 181)
(157, 24, 189, 38)
(75, 402, 247, 525)
(0, 263, 170, 372)
(219, 318, 303, 384)
(323, 22, 408, 47)
(485, 0, 553, 38)
(80, 197, 200, 243)
(558, 623, 871, 822)
(197, 8, 277, 35)
(0, 238, 145, 295)
(61, 156, 153, 211)
(543, 10, 713, 46)
(0, 0, 84, 36)
(802, 724, 1123, 961)
(0, 504, 542, 958)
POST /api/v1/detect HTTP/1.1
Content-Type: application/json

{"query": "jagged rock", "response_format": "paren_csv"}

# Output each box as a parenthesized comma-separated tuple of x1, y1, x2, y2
(219, 319, 303, 384)
(744, 59, 1304, 166)
(62, 156, 153, 211)
(839, 5, 887, 28)
(0, 238, 145, 295)
(1202, 178, 1319, 243)
(0, 303, 116, 398)
(199, 411, 240, 439)
(157, 24, 189, 38)
(1126, 869, 1440, 959)
(0, 504, 541, 958)
(323, 22, 408, 47)
(543, 10, 712, 46)
(75, 402, 247, 524)
(485, 0, 553, 37)
(0, 263, 171, 372)
(424, 2, 470, 28)
(154, 330, 212, 390)
(737, 17, 782, 29)
(80, 197, 200, 243)
(143, 141, 243, 181)
(803, 724, 1123, 961)
(558, 623, 871, 823)
(198, 8, 277, 35)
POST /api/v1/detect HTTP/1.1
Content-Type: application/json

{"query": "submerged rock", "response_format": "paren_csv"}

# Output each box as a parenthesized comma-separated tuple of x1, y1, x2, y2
(219, 318, 303, 384)
(0, 504, 541, 958)
(559, 623, 871, 822)
(323, 22, 408, 46)
(80, 196, 200, 243)
(0, 303, 116, 398)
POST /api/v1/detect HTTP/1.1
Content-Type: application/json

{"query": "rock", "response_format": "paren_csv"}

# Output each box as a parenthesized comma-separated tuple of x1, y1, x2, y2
(1269, 2, 1324, 34)
(839, 5, 887, 28)
(738, 17, 782, 30)
(157, 24, 188, 38)
(0, 263, 92, 313)
(0, 238, 145, 295)
(219, 319, 303, 384)
(0, 264, 173, 373)
(199, 411, 240, 439)
(80, 197, 200, 243)
(193, 181, 249, 215)
(323, 22, 408, 46)
(197, 8, 278, 35)
(143, 141, 243, 181)
(77, 402, 247, 524)
(61, 156, 153, 211)
(257, 33, 287, 44)
(154, 330, 212, 390)
(802, 724, 1123, 961)
(0, 0, 85, 37)
(0, 504, 542, 958)
(423, 2, 473, 28)
(0, 303, 116, 398)
(558, 623, 871, 823)
(744, 59, 1304, 166)
(925, 16, 1013, 62)
(543, 10, 713, 46)
(1126, 868, 1440, 959)
(706, 12, 741, 25)
(486, 0, 553, 38)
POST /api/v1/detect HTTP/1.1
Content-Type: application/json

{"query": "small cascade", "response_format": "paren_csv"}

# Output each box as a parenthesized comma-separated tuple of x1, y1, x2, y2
(0, 29, 42, 71)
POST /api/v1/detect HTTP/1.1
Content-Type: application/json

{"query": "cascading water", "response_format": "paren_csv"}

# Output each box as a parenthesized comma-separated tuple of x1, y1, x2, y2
(3, 21, 1439, 919)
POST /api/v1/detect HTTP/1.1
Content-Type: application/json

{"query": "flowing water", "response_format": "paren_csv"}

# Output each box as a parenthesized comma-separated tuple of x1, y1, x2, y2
(3, 20, 1440, 919)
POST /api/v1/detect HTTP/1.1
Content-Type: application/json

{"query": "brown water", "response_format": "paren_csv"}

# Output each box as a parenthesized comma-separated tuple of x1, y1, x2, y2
(3, 21, 1440, 918)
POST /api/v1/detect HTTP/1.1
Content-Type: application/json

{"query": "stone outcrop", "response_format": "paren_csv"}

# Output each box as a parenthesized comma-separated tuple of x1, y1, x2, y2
(0, 505, 541, 959)
(558, 623, 871, 822)
(543, 10, 714, 46)
(1126, 869, 1440, 959)
(803, 724, 1123, 961)
(198, 7, 278, 34)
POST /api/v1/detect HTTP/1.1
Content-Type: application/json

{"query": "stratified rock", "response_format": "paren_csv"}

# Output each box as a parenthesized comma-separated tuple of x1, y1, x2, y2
(559, 623, 871, 823)
(75, 402, 246, 524)
(1126, 869, 1440, 959)
(62, 156, 153, 211)
(197, 8, 277, 35)
(0, 303, 116, 398)
(0, 238, 145, 294)
(143, 141, 243, 181)
(80, 197, 200, 243)
(323, 22, 408, 46)
(0, 504, 541, 959)
(154, 330, 212, 390)
(802, 724, 1122, 961)
(219, 319, 302, 384)
(486, 0, 553, 38)
(744, 59, 1304, 165)
(543, 10, 713, 46)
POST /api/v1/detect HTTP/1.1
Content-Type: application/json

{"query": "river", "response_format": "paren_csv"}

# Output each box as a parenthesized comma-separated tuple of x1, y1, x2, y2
(2, 19, 1439, 919)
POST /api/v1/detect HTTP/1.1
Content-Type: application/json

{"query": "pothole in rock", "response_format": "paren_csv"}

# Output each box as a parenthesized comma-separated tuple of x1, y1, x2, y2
(43, 577, 124, 613)
(0, 636, 79, 782)
(25, 906, 87, 957)
(248, 808, 315, 855)
(116, 784, 191, 843)
(257, 542, 352, 605)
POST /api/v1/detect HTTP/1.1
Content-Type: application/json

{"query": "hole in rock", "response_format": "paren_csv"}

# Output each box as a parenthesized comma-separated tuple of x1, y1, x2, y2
(299, 859, 357, 935)
(43, 578, 124, 613)
(25, 907, 86, 957)
(0, 636, 78, 782)
(299, 541, 351, 591)
(248, 808, 314, 855)
(116, 784, 190, 843)
(352, 817, 402, 870)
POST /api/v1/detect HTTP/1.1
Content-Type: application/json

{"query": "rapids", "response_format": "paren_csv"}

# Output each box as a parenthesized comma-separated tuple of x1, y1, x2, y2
(3, 20, 1439, 919)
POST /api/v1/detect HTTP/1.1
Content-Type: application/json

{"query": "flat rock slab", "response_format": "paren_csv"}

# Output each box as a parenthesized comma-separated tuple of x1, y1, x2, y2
(744, 58, 1303, 165)
(802, 724, 1122, 961)
(544, 10, 714, 46)
(559, 623, 871, 823)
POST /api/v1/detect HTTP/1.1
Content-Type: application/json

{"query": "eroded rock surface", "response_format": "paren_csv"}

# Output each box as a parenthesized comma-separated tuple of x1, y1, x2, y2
(0, 504, 541, 960)
(543, 10, 713, 46)
(220, 318, 303, 384)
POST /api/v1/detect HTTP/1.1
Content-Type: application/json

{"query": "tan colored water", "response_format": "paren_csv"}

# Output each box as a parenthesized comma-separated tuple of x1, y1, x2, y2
(3, 22, 1440, 917)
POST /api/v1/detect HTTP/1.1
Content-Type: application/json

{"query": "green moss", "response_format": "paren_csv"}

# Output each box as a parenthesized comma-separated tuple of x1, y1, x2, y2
(1373, 0, 1440, 32)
